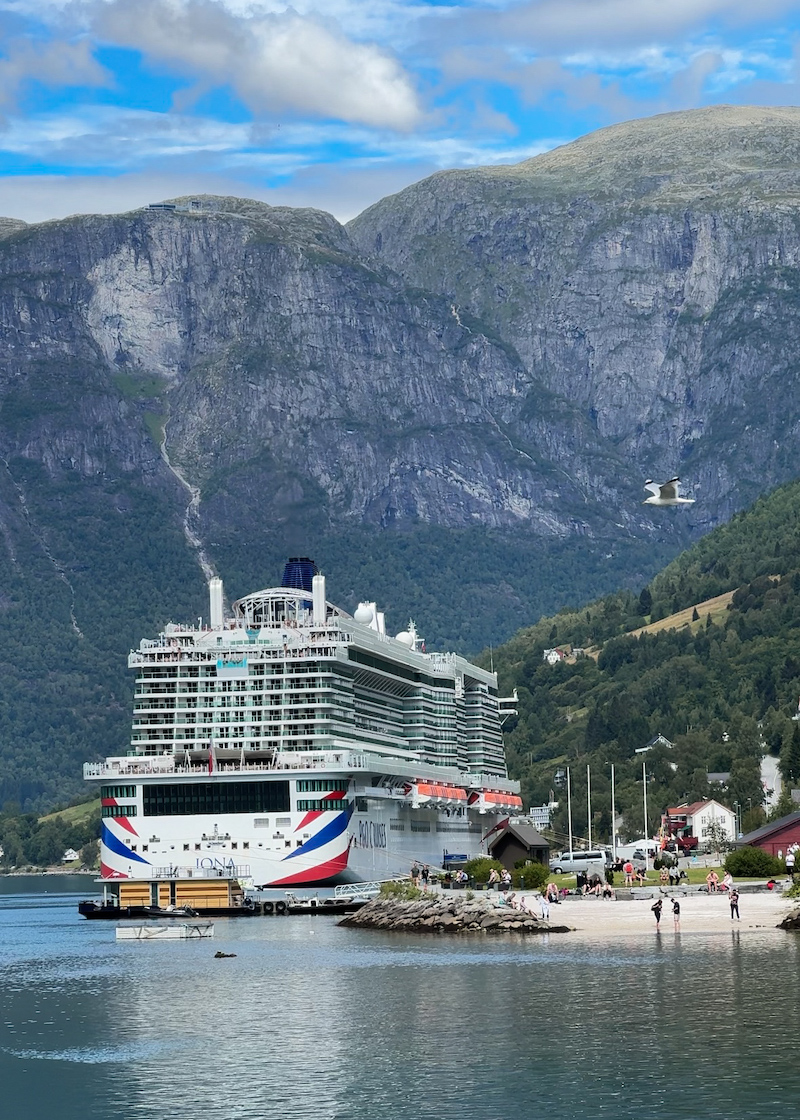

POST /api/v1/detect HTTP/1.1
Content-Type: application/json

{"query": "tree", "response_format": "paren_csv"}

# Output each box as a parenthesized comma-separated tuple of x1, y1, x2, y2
(780, 725, 800, 787)
(704, 820, 732, 861)
(638, 587, 653, 616)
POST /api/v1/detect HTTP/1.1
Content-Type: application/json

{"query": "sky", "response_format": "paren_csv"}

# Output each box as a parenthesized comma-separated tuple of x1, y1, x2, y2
(1, 0, 800, 224)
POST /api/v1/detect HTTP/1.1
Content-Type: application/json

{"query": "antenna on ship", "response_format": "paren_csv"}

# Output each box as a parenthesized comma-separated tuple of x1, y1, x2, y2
(489, 645, 494, 674)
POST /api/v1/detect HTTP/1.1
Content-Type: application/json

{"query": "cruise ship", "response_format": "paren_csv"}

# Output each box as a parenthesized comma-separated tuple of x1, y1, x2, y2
(84, 559, 521, 888)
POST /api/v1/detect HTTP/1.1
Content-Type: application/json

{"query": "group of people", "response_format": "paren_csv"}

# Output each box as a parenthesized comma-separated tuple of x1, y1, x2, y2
(410, 863, 432, 889)
(705, 869, 735, 893)
(487, 867, 513, 890)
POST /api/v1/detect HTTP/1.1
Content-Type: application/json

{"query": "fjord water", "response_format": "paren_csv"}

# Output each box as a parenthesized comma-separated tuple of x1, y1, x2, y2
(3, 878, 800, 1120)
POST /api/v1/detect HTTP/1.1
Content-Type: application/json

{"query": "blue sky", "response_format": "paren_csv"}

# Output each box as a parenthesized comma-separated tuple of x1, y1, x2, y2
(1, 0, 800, 222)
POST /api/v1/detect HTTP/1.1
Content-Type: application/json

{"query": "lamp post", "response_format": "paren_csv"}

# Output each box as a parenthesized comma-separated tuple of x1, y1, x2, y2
(587, 764, 592, 847)
(567, 767, 574, 858)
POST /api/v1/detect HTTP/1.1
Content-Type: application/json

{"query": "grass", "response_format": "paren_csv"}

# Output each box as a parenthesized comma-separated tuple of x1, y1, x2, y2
(39, 798, 100, 825)
(548, 866, 771, 889)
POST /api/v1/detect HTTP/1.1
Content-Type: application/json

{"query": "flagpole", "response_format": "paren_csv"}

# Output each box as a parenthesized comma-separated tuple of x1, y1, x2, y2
(611, 763, 617, 860)
(642, 760, 649, 870)
(587, 763, 592, 847)
(567, 767, 574, 856)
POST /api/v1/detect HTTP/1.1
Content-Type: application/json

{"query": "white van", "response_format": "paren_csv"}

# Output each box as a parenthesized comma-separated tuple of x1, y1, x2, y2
(548, 849, 610, 875)
(616, 839, 659, 862)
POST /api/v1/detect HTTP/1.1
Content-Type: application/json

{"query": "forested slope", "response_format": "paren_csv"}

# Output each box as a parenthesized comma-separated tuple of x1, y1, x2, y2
(489, 478, 800, 841)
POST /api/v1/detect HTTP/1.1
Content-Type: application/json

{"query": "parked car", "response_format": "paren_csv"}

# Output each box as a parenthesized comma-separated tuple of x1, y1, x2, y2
(548, 849, 611, 875)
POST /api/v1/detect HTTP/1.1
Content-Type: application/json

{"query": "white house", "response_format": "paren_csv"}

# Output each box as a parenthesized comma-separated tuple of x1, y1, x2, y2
(543, 648, 566, 665)
(666, 799, 737, 847)
(62, 848, 80, 863)
(530, 804, 555, 830)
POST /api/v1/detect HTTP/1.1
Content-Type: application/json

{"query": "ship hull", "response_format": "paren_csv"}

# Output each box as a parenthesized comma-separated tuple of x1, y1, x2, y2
(99, 798, 504, 887)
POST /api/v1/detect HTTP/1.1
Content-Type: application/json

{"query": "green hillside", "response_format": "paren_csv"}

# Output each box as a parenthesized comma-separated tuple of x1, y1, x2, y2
(488, 478, 800, 842)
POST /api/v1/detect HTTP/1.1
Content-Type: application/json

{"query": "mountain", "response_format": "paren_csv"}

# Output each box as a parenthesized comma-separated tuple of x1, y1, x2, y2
(487, 477, 800, 842)
(5, 106, 800, 808)
(349, 105, 800, 524)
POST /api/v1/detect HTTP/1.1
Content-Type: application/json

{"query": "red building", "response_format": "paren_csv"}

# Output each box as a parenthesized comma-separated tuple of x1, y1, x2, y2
(739, 811, 800, 857)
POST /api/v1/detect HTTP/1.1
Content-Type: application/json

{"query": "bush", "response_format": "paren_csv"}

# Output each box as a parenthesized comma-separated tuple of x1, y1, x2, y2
(464, 856, 504, 884)
(724, 845, 785, 878)
(380, 880, 424, 900)
(512, 862, 549, 891)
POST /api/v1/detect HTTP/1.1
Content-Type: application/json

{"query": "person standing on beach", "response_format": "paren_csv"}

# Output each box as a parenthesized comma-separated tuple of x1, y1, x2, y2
(623, 860, 634, 886)
(651, 899, 663, 927)
(730, 888, 740, 921)
(672, 898, 681, 930)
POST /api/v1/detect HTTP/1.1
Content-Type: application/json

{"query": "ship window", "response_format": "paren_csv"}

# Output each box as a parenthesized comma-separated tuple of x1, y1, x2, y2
(285, 841, 291, 848)
(231, 842, 238, 850)
(101, 805, 137, 818)
(297, 799, 353, 813)
(101, 785, 136, 799)
(142, 780, 290, 816)
(243, 842, 249, 850)
(183, 844, 190, 851)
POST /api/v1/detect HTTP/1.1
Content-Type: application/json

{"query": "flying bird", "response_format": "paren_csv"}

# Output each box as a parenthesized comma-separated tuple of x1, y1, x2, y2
(643, 477, 695, 506)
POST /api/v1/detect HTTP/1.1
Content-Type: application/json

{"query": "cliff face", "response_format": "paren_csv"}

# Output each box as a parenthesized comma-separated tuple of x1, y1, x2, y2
(349, 106, 800, 524)
(7, 107, 800, 806)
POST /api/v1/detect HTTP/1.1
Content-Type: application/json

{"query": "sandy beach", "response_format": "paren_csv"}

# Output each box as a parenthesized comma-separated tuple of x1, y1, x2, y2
(531, 889, 796, 937)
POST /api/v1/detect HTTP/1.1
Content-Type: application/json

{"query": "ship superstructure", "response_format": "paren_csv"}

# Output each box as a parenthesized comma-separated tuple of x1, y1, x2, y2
(85, 559, 521, 886)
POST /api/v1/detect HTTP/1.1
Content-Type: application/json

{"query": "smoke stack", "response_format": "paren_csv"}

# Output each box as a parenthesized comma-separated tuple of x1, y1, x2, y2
(312, 573, 326, 625)
(209, 578, 224, 629)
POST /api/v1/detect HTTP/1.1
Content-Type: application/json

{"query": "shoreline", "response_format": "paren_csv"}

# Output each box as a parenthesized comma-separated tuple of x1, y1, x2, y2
(520, 890, 796, 937)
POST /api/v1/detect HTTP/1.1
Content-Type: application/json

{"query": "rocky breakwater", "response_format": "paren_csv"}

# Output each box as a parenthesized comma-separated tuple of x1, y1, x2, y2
(777, 909, 800, 931)
(338, 893, 571, 935)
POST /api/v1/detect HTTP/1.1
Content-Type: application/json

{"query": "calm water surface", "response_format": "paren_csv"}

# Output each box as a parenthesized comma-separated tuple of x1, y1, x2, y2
(2, 876, 799, 1120)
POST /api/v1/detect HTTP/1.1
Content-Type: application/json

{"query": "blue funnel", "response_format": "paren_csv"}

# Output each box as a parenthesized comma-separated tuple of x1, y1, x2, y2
(281, 557, 317, 593)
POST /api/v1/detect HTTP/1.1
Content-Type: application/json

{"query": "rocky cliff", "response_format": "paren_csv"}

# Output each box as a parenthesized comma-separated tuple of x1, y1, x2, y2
(350, 105, 800, 525)
(5, 107, 800, 807)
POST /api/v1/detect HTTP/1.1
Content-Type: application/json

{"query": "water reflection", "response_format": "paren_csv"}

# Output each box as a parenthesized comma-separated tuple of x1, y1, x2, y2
(3, 879, 800, 1120)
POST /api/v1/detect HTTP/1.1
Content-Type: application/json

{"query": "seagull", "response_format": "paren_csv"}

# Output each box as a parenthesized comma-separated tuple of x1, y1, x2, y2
(643, 477, 695, 506)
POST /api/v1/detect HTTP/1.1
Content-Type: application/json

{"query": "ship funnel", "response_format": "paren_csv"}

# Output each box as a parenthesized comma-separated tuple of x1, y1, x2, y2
(312, 573, 326, 625)
(209, 577, 224, 629)
(282, 557, 317, 593)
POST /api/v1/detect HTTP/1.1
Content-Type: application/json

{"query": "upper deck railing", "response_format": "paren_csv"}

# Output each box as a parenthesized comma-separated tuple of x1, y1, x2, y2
(83, 750, 518, 791)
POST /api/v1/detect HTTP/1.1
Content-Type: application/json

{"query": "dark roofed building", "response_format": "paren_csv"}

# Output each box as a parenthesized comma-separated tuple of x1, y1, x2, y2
(739, 811, 800, 857)
(487, 822, 550, 871)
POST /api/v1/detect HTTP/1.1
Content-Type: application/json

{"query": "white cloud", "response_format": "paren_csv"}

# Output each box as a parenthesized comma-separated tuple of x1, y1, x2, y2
(55, 0, 423, 130)
(475, 0, 800, 51)
(0, 38, 109, 119)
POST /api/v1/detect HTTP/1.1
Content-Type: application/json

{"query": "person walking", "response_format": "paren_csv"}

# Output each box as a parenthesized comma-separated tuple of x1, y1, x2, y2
(729, 888, 740, 921)
(651, 898, 663, 927)
(787, 849, 796, 878)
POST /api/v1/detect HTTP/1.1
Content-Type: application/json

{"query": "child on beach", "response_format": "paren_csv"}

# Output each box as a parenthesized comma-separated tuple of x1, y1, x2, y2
(672, 898, 681, 929)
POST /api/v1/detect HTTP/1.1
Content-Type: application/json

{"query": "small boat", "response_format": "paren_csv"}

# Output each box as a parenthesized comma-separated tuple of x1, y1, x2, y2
(282, 891, 369, 916)
(79, 901, 199, 920)
(116, 922, 214, 940)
